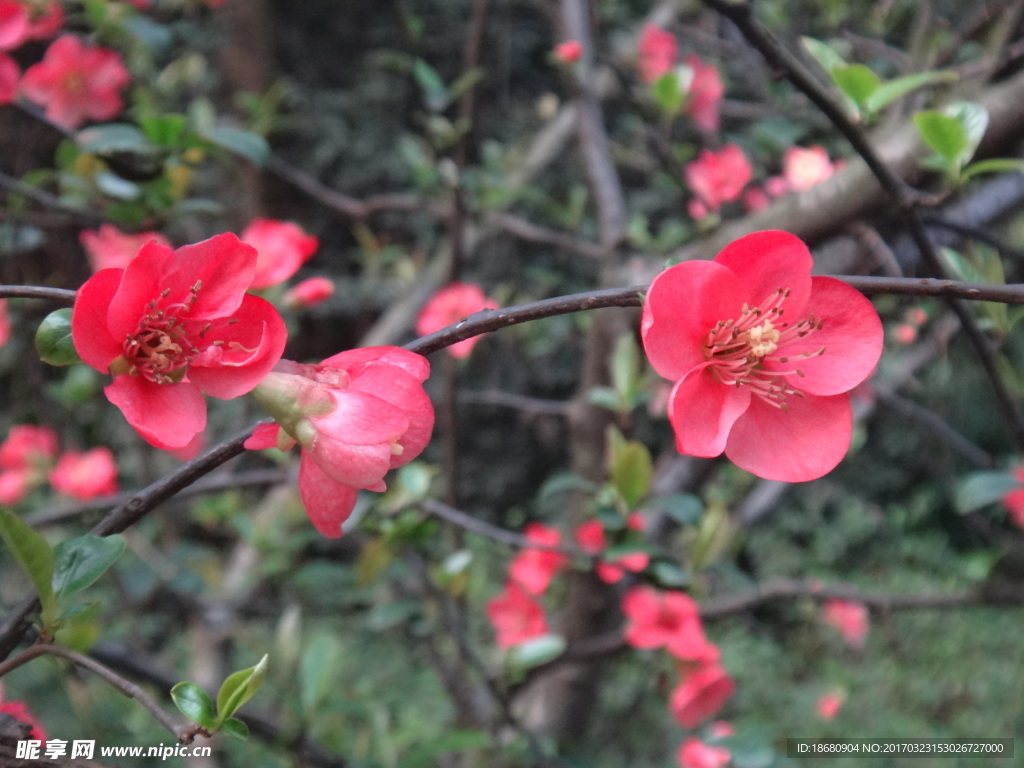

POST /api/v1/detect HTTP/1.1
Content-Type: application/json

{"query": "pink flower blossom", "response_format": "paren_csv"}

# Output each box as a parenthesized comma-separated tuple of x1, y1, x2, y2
(21, 35, 130, 129)
(641, 230, 883, 481)
(763, 175, 790, 198)
(678, 737, 731, 768)
(891, 324, 917, 345)
(0, 298, 10, 348)
(822, 599, 869, 649)
(72, 234, 288, 451)
(486, 581, 549, 649)
(79, 225, 171, 272)
(684, 145, 752, 212)
(817, 691, 844, 720)
(0, 1, 29, 51)
(508, 523, 569, 594)
(743, 186, 771, 213)
(622, 586, 718, 662)
(637, 24, 677, 83)
(1003, 467, 1024, 530)
(415, 282, 499, 359)
(283, 277, 335, 310)
(782, 146, 837, 192)
(25, 1, 62, 40)
(49, 448, 119, 499)
(681, 55, 723, 133)
(0, 53, 18, 103)
(247, 347, 434, 537)
(240, 218, 319, 290)
(0, 684, 47, 741)
(670, 665, 736, 729)
(553, 40, 582, 64)
(0, 425, 58, 504)
(574, 519, 649, 583)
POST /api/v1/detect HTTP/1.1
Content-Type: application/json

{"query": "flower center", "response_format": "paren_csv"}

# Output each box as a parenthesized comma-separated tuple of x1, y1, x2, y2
(702, 287, 824, 408)
(112, 283, 205, 385)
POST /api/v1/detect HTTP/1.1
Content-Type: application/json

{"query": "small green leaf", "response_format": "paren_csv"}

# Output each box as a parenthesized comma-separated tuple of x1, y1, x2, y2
(170, 682, 216, 729)
(218, 717, 249, 740)
(947, 101, 989, 164)
(537, 472, 595, 503)
(961, 157, 1024, 181)
(610, 333, 640, 402)
(215, 654, 268, 723)
(140, 115, 187, 147)
(52, 534, 126, 599)
(915, 111, 967, 164)
(77, 123, 153, 155)
(35, 309, 81, 367)
(300, 634, 342, 715)
(507, 634, 566, 669)
(661, 493, 703, 525)
(413, 59, 450, 112)
(611, 441, 653, 507)
(832, 64, 880, 105)
(955, 470, 1023, 513)
(864, 70, 957, 114)
(0, 508, 57, 629)
(202, 127, 269, 166)
(937, 247, 982, 283)
(801, 36, 848, 73)
(649, 559, 690, 588)
(652, 72, 684, 115)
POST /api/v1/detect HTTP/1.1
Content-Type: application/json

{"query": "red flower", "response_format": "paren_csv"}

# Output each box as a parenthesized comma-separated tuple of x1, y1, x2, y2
(49, 448, 119, 499)
(240, 218, 319, 290)
(0, 298, 9, 348)
(283, 277, 335, 310)
(0, 53, 17, 103)
(553, 39, 583, 64)
(622, 586, 718, 662)
(637, 23, 677, 83)
(677, 737, 731, 768)
(821, 599, 868, 649)
(0, 684, 47, 741)
(21, 35, 129, 129)
(670, 665, 735, 728)
(684, 144, 752, 212)
(681, 55, 723, 133)
(247, 347, 434, 537)
(415, 282, 499, 359)
(25, 1, 62, 40)
(0, 1, 29, 51)
(574, 518, 649, 584)
(1003, 468, 1024, 530)
(641, 231, 883, 482)
(508, 523, 569, 594)
(0, 425, 59, 505)
(79, 225, 171, 272)
(816, 691, 844, 720)
(486, 581, 549, 649)
(72, 234, 288, 451)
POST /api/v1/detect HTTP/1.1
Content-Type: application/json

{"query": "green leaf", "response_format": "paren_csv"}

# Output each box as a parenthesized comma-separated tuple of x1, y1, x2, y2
(300, 634, 342, 715)
(52, 534, 126, 599)
(170, 682, 216, 729)
(0, 508, 57, 629)
(215, 654, 268, 724)
(955, 471, 1023, 513)
(140, 115, 187, 147)
(652, 72, 684, 115)
(937, 247, 982, 283)
(915, 111, 967, 163)
(650, 559, 690, 588)
(610, 333, 640, 402)
(832, 64, 880, 106)
(413, 59, 450, 112)
(611, 441, 653, 507)
(948, 101, 989, 164)
(35, 309, 81, 367)
(218, 717, 249, 740)
(864, 70, 958, 114)
(77, 123, 154, 155)
(961, 157, 1024, 181)
(801, 36, 848, 73)
(202, 127, 269, 166)
(507, 634, 566, 669)
(661, 493, 703, 525)
(537, 472, 595, 503)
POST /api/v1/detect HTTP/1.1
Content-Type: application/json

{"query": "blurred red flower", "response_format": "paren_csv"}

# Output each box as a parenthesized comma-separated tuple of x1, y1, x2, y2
(508, 523, 569, 594)
(553, 39, 582, 64)
(821, 599, 869, 649)
(283, 277, 335, 310)
(415, 282, 499, 359)
(677, 737, 731, 768)
(49, 447, 119, 500)
(622, 586, 718, 662)
(670, 665, 736, 729)
(637, 23, 677, 83)
(241, 218, 319, 290)
(0, 425, 59, 505)
(684, 144, 752, 213)
(681, 55, 723, 133)
(486, 581, 549, 649)
(79, 225, 171, 272)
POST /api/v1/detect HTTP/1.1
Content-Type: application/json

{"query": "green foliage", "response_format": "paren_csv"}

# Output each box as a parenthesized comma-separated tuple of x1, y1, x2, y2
(52, 534, 126, 599)
(0, 508, 57, 631)
(172, 655, 268, 739)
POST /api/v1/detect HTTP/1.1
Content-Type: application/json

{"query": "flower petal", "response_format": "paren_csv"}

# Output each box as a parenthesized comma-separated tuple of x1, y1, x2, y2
(725, 392, 852, 482)
(642, 259, 746, 382)
(768, 276, 882, 396)
(314, 389, 410, 446)
(714, 230, 812, 314)
(105, 239, 175, 340)
(165, 233, 257, 319)
(322, 346, 431, 382)
(668, 365, 751, 457)
(104, 377, 206, 450)
(244, 423, 281, 450)
(72, 268, 124, 371)
(298, 453, 359, 538)
(348, 363, 434, 466)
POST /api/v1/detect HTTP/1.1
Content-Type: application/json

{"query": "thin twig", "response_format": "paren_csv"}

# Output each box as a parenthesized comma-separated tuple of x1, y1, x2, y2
(421, 499, 585, 555)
